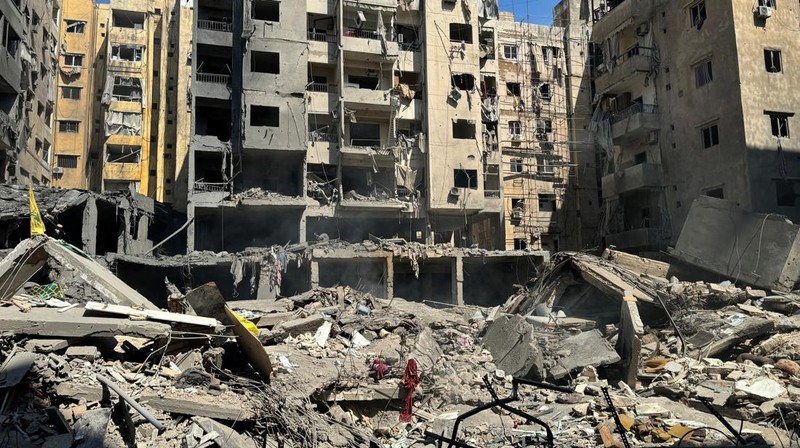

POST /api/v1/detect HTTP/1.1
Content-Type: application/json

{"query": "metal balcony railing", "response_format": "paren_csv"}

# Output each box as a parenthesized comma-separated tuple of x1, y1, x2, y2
(307, 82, 337, 93)
(609, 103, 658, 124)
(193, 182, 228, 192)
(196, 73, 230, 84)
(309, 131, 337, 142)
(593, 46, 654, 78)
(197, 19, 233, 32)
(344, 28, 381, 40)
(484, 190, 501, 198)
(308, 30, 336, 43)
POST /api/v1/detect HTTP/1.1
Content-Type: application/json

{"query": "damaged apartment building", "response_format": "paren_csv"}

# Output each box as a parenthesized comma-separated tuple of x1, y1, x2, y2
(51, 0, 180, 201)
(0, 0, 61, 186)
(186, 0, 597, 254)
(592, 0, 800, 253)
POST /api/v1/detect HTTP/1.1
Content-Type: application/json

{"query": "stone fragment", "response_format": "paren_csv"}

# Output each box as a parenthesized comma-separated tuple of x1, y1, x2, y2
(65, 346, 100, 362)
(24, 339, 69, 353)
(735, 378, 787, 401)
(482, 314, 544, 380)
(550, 330, 621, 380)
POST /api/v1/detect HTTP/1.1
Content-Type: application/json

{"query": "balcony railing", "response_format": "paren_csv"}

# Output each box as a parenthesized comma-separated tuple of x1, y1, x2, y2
(344, 28, 381, 40)
(484, 190, 501, 198)
(196, 73, 231, 84)
(308, 30, 336, 42)
(610, 103, 658, 124)
(350, 138, 381, 147)
(194, 181, 228, 192)
(593, 46, 654, 78)
(309, 130, 337, 142)
(197, 19, 233, 32)
(307, 82, 337, 93)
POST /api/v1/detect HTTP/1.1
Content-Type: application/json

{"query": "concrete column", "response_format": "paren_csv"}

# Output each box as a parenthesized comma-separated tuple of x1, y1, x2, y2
(81, 197, 98, 255)
(385, 255, 394, 299)
(310, 260, 320, 289)
(298, 212, 307, 244)
(451, 255, 464, 306)
(186, 203, 196, 252)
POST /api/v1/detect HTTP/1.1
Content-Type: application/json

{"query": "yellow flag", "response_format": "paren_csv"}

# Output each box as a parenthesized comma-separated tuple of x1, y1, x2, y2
(29, 185, 46, 236)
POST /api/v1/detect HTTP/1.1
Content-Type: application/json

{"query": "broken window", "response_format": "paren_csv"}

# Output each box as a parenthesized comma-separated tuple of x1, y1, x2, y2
(106, 111, 143, 136)
(514, 238, 528, 250)
(506, 82, 521, 97)
(451, 73, 475, 91)
(510, 158, 523, 173)
(694, 59, 713, 87)
(503, 45, 518, 60)
(536, 119, 552, 140)
(64, 53, 84, 67)
(250, 105, 279, 127)
(452, 119, 476, 139)
(106, 145, 141, 163)
(767, 112, 791, 138)
(65, 20, 85, 33)
(634, 152, 647, 165)
(453, 169, 478, 189)
(111, 45, 144, 62)
(700, 123, 719, 148)
(251, 51, 280, 74)
(348, 75, 380, 89)
(690, 1, 707, 29)
(58, 121, 80, 133)
(765, 49, 782, 73)
(542, 46, 559, 65)
(56, 154, 78, 169)
(112, 77, 143, 102)
(61, 86, 81, 100)
(112, 10, 146, 29)
(538, 194, 556, 212)
(759, 0, 776, 7)
(508, 121, 521, 137)
(539, 83, 552, 101)
(449, 23, 473, 43)
(704, 187, 724, 199)
(253, 0, 280, 21)
(349, 123, 381, 147)
(537, 156, 554, 174)
(776, 180, 798, 206)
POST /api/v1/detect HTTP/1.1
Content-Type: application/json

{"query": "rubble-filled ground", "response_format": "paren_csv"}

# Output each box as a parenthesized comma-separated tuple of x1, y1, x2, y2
(0, 238, 798, 447)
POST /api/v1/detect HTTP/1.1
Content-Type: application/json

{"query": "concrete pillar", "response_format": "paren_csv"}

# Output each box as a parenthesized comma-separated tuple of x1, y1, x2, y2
(451, 255, 464, 306)
(256, 262, 278, 301)
(298, 212, 307, 244)
(385, 255, 394, 299)
(310, 260, 320, 289)
(81, 197, 98, 255)
(186, 203, 196, 252)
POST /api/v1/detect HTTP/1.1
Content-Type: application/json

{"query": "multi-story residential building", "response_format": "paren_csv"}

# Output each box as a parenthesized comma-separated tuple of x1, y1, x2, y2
(591, 0, 800, 252)
(0, 0, 61, 186)
(184, 0, 592, 254)
(52, 0, 178, 200)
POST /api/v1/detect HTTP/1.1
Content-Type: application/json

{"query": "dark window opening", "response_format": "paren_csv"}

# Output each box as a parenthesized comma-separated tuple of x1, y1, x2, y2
(112, 77, 143, 102)
(64, 53, 83, 67)
(61, 86, 81, 100)
(506, 82, 521, 96)
(253, 0, 280, 21)
(65, 20, 85, 33)
(349, 123, 381, 147)
(510, 158, 523, 173)
(704, 187, 724, 199)
(452, 120, 476, 139)
(768, 112, 790, 138)
(701, 124, 719, 148)
(58, 121, 80, 133)
(251, 105, 280, 127)
(765, 49, 782, 73)
(634, 152, 647, 164)
(449, 23, 473, 43)
(759, 0, 776, 7)
(106, 145, 141, 163)
(251, 51, 280, 74)
(695, 59, 713, 87)
(690, 1, 707, 29)
(776, 181, 798, 206)
(454, 169, 478, 189)
(347, 75, 380, 90)
(112, 10, 146, 29)
(538, 194, 556, 212)
(539, 83, 552, 101)
(452, 73, 475, 91)
(57, 155, 78, 168)
(111, 44, 144, 62)
(513, 238, 528, 250)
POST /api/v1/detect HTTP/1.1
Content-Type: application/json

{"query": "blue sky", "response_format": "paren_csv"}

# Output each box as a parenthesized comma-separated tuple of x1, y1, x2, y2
(498, 0, 560, 25)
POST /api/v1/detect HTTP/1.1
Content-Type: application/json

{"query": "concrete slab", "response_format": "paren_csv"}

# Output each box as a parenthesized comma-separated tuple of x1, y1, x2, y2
(23, 339, 69, 353)
(550, 329, 621, 379)
(140, 392, 257, 421)
(482, 314, 545, 380)
(0, 307, 171, 339)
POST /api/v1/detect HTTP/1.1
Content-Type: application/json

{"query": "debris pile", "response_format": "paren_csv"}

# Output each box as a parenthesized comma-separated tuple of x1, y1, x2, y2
(0, 237, 797, 447)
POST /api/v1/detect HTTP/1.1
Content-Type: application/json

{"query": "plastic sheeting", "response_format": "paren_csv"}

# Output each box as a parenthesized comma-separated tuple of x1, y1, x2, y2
(105, 111, 143, 136)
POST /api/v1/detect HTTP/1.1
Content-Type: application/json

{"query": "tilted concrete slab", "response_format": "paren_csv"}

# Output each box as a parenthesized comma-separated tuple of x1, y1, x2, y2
(0, 306, 170, 339)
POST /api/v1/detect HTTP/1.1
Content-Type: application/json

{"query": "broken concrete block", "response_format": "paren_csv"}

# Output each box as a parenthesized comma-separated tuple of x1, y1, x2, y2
(194, 417, 259, 448)
(482, 314, 544, 380)
(24, 339, 69, 353)
(745, 287, 768, 300)
(175, 350, 203, 372)
(277, 315, 325, 336)
(72, 408, 112, 448)
(550, 330, 621, 380)
(735, 378, 787, 401)
(54, 383, 104, 402)
(411, 327, 442, 371)
(65, 346, 100, 362)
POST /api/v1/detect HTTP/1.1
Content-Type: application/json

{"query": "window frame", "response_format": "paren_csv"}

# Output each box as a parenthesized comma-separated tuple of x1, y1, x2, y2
(508, 121, 521, 136)
(58, 120, 80, 134)
(764, 49, 782, 73)
(689, 1, 707, 29)
(63, 53, 84, 67)
(65, 19, 86, 33)
(503, 44, 518, 60)
(60, 86, 81, 100)
(56, 154, 79, 169)
(767, 112, 791, 138)
(694, 58, 713, 87)
(700, 123, 719, 149)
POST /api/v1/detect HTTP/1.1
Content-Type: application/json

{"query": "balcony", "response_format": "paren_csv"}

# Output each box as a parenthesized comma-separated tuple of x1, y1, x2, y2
(601, 162, 664, 198)
(192, 181, 230, 203)
(306, 83, 338, 114)
(610, 103, 659, 143)
(591, 0, 655, 43)
(343, 85, 391, 109)
(198, 19, 232, 33)
(0, 110, 13, 150)
(0, 46, 22, 93)
(194, 73, 231, 99)
(340, 140, 394, 162)
(342, 28, 399, 58)
(308, 31, 337, 64)
(605, 227, 664, 250)
(593, 47, 653, 95)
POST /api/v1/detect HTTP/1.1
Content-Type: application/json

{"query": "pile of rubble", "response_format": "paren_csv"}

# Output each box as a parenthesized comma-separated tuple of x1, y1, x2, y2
(0, 236, 797, 447)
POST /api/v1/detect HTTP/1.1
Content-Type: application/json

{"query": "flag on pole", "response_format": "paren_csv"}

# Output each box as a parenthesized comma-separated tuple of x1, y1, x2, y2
(29, 185, 46, 236)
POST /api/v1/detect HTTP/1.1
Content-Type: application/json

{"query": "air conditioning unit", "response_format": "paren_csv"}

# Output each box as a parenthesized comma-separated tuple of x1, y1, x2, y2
(757, 6, 773, 18)
(636, 23, 650, 36)
(52, 167, 64, 174)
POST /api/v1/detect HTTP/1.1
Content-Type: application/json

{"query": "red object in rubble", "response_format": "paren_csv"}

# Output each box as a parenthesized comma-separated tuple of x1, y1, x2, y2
(399, 358, 419, 422)
(372, 359, 389, 380)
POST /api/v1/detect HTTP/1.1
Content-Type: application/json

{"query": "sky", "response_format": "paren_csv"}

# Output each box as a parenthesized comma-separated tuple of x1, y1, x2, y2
(498, 0, 560, 25)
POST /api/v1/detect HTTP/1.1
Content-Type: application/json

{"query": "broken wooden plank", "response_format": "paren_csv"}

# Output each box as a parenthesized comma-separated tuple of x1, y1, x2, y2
(85, 301, 222, 329)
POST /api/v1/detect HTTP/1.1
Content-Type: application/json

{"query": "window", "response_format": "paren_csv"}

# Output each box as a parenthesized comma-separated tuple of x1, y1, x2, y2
(776, 181, 798, 207)
(112, 77, 143, 102)
(537, 156, 553, 174)
(704, 187, 724, 199)
(106, 111, 143, 136)
(452, 119, 476, 139)
(42, 141, 51, 163)
(106, 145, 141, 163)
(690, 1, 707, 29)
(503, 45, 518, 60)
(539, 83, 552, 101)
(56, 155, 79, 168)
(58, 121, 80, 133)
(542, 46, 559, 65)
(112, 10, 146, 29)
(65, 20, 85, 33)
(765, 49, 782, 73)
(111, 44, 144, 62)
(60, 86, 81, 100)
(510, 158, 523, 173)
(449, 23, 473, 43)
(451, 73, 475, 90)
(251, 51, 280, 73)
(759, 0, 776, 7)
(63, 53, 83, 67)
(768, 112, 791, 138)
(694, 59, 713, 87)
(538, 194, 556, 212)
(700, 123, 719, 148)
(251, 105, 279, 127)
(536, 119, 553, 139)
(253, 0, 280, 21)
(506, 83, 521, 97)
(508, 121, 521, 137)
(453, 169, 478, 189)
